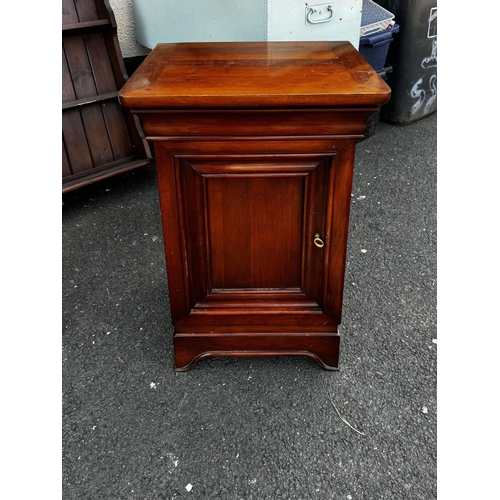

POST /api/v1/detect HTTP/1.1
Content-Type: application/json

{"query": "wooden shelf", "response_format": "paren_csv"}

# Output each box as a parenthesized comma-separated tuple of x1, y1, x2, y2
(62, 19, 111, 36)
(62, 0, 152, 193)
(62, 91, 119, 110)
(62, 157, 152, 193)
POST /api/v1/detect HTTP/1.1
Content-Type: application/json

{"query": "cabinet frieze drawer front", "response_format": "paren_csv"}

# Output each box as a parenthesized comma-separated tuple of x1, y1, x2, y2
(135, 108, 378, 138)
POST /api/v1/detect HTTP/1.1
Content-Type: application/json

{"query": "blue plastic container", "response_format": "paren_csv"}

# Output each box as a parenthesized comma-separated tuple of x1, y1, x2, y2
(359, 23, 399, 71)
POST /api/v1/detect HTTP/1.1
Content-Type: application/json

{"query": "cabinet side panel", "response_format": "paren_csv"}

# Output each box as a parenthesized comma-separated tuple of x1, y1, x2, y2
(324, 141, 356, 323)
(155, 144, 191, 325)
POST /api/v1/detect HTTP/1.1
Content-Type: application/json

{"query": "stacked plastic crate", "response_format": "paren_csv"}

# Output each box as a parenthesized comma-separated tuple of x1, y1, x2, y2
(359, 0, 399, 72)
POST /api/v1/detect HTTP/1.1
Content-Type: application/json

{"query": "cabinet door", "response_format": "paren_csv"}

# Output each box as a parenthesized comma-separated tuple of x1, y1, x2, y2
(157, 148, 354, 328)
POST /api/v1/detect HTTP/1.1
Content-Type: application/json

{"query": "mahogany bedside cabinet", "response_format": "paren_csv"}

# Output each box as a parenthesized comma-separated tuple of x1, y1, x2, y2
(119, 41, 390, 371)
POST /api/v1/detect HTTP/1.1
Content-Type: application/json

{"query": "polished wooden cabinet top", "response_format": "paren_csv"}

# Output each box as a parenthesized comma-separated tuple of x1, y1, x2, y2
(119, 41, 391, 109)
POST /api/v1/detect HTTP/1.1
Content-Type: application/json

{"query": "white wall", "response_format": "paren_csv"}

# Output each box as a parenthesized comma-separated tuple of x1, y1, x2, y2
(108, 0, 150, 58)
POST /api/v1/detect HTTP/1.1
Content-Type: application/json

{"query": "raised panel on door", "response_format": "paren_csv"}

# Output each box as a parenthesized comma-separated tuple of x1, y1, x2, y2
(176, 155, 333, 317)
(206, 175, 303, 290)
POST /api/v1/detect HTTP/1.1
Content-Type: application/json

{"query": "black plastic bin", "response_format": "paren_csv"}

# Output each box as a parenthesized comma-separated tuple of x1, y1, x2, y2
(359, 24, 399, 71)
(374, 0, 437, 123)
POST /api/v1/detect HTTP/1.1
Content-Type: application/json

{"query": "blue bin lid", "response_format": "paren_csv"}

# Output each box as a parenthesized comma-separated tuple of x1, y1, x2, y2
(360, 23, 399, 45)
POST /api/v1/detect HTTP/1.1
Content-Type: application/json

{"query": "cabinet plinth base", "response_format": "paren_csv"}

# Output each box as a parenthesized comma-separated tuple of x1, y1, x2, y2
(174, 329, 340, 372)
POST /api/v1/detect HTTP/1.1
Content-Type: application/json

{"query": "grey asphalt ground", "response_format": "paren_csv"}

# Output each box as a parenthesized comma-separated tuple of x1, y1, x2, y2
(62, 111, 437, 500)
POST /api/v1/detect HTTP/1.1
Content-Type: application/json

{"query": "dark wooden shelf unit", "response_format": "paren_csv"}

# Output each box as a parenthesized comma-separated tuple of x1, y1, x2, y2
(62, 0, 151, 193)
